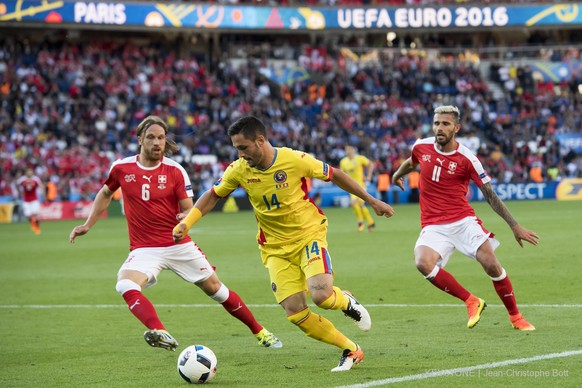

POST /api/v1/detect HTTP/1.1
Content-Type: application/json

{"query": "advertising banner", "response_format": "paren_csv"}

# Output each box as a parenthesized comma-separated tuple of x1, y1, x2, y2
(1, 1, 581, 31)
(38, 201, 107, 221)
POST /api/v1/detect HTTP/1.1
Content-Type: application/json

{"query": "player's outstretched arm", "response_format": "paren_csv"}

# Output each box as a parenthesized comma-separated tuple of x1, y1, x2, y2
(331, 167, 394, 218)
(173, 189, 221, 242)
(479, 183, 539, 247)
(391, 157, 417, 191)
(69, 185, 114, 243)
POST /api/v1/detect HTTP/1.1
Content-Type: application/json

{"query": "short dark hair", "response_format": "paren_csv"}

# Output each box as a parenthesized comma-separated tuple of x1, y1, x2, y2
(227, 116, 267, 140)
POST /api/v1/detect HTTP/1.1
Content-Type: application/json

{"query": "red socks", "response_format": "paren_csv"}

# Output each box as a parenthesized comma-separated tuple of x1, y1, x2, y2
(428, 267, 471, 301)
(122, 290, 166, 330)
(492, 275, 519, 315)
(221, 290, 263, 335)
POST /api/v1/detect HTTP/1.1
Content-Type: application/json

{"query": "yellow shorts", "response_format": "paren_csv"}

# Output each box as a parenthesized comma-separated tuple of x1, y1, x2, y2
(260, 230, 333, 303)
(349, 194, 365, 205)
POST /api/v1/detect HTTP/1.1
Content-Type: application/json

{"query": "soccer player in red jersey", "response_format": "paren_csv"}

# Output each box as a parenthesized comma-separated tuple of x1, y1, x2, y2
(69, 115, 282, 351)
(16, 168, 44, 235)
(392, 105, 539, 331)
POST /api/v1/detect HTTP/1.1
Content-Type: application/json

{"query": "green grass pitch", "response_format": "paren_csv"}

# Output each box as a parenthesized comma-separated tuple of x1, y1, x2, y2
(1, 200, 581, 387)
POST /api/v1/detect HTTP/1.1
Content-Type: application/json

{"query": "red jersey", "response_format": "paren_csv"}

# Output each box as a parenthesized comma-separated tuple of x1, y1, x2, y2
(411, 137, 491, 228)
(16, 175, 43, 202)
(105, 156, 194, 250)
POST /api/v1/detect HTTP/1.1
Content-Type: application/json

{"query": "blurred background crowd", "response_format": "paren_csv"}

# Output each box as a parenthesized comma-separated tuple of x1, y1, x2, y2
(1, 2, 581, 203)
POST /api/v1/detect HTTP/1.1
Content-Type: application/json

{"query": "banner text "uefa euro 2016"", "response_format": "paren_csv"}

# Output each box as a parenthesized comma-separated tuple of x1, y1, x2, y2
(337, 7, 509, 29)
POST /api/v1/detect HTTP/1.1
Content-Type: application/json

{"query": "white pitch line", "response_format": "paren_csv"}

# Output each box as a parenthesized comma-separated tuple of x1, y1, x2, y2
(336, 349, 582, 388)
(0, 303, 581, 309)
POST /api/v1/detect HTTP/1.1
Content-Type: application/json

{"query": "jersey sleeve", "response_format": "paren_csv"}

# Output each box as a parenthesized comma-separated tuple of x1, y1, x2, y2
(358, 155, 370, 167)
(104, 162, 121, 192)
(175, 165, 193, 200)
(410, 139, 422, 164)
(468, 155, 491, 187)
(212, 162, 241, 198)
(296, 150, 332, 182)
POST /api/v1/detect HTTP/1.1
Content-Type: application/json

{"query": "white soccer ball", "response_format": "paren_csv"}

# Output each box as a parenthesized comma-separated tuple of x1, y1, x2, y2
(177, 345, 218, 384)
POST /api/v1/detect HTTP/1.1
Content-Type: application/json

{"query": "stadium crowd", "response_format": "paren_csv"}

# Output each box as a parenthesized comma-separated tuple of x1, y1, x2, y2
(0, 34, 580, 203)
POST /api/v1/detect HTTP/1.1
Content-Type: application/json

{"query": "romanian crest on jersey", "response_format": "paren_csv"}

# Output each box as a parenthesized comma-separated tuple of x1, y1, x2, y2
(158, 175, 167, 189)
(273, 170, 287, 184)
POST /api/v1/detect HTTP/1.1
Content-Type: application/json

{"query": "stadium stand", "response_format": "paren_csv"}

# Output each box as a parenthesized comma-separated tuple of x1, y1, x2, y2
(1, 5, 581, 204)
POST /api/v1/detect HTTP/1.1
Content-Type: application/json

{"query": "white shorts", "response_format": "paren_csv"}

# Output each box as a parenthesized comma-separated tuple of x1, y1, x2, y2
(118, 242, 215, 288)
(22, 200, 40, 217)
(415, 216, 500, 267)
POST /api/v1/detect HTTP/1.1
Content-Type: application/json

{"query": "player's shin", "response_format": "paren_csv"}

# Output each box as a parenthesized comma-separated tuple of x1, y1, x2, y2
(116, 279, 166, 330)
(288, 308, 355, 351)
(425, 266, 471, 301)
(491, 268, 519, 315)
(211, 284, 262, 334)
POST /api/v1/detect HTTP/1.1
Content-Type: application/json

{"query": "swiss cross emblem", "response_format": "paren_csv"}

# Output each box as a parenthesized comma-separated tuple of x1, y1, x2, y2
(158, 175, 167, 190)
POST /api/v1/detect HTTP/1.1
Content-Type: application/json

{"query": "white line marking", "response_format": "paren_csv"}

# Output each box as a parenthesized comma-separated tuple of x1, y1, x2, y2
(0, 303, 581, 309)
(336, 350, 582, 387)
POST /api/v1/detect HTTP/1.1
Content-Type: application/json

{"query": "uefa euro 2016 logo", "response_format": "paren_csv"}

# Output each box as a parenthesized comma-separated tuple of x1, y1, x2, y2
(273, 170, 287, 184)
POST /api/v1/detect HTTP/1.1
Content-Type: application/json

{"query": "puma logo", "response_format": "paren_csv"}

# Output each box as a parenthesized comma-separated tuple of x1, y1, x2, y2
(231, 304, 243, 313)
(130, 299, 140, 310)
(503, 291, 514, 298)
(436, 157, 445, 166)
(143, 175, 152, 182)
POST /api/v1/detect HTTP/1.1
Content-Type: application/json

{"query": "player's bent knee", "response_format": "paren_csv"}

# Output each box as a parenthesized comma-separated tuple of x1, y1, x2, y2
(115, 279, 141, 295)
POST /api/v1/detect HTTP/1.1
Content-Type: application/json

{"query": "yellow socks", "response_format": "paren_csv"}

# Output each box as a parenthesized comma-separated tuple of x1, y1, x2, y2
(288, 308, 356, 351)
(317, 286, 349, 310)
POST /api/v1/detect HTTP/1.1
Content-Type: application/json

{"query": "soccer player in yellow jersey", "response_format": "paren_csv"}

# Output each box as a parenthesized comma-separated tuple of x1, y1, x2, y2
(339, 145, 376, 232)
(173, 116, 395, 372)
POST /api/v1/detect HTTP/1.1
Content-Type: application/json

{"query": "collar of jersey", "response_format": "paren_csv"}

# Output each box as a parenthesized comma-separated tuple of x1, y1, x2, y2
(257, 148, 278, 172)
(432, 141, 458, 156)
(136, 155, 162, 170)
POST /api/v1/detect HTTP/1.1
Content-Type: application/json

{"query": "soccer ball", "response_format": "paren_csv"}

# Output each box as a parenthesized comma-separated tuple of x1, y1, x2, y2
(177, 345, 218, 384)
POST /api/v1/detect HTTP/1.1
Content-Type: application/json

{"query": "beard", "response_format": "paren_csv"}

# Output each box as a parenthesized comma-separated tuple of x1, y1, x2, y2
(143, 147, 164, 162)
(435, 133, 453, 147)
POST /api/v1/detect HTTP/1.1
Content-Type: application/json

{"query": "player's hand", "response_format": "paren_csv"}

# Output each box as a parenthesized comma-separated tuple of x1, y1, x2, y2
(392, 176, 405, 191)
(173, 223, 187, 243)
(511, 224, 539, 248)
(371, 199, 395, 218)
(69, 225, 90, 243)
(176, 212, 187, 222)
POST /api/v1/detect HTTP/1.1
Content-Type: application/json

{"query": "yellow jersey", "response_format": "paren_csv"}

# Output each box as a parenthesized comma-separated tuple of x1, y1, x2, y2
(339, 155, 370, 188)
(212, 147, 332, 247)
